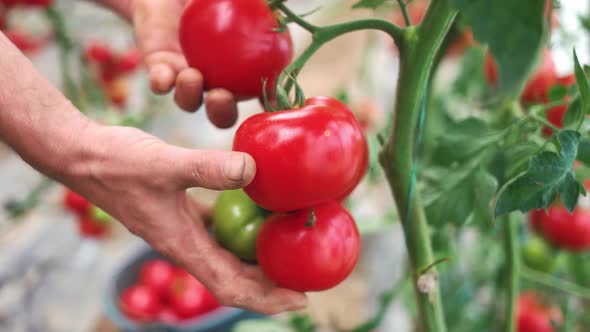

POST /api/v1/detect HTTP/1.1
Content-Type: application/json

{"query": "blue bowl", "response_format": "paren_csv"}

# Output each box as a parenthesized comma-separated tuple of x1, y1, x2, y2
(104, 248, 264, 332)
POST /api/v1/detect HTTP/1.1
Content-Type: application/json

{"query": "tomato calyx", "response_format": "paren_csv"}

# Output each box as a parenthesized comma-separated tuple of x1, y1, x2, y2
(305, 208, 316, 228)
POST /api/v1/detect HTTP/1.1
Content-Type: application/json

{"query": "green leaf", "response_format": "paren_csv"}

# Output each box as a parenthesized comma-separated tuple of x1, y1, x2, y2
(351, 0, 387, 9)
(563, 98, 582, 128)
(473, 169, 498, 219)
(424, 163, 497, 227)
(432, 118, 497, 166)
(494, 130, 583, 217)
(548, 84, 568, 102)
(288, 314, 316, 332)
(452, 0, 546, 96)
(574, 50, 590, 117)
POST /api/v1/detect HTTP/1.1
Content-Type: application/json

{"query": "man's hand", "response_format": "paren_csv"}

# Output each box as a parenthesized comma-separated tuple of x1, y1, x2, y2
(98, 0, 239, 128)
(0, 31, 307, 315)
(64, 124, 307, 314)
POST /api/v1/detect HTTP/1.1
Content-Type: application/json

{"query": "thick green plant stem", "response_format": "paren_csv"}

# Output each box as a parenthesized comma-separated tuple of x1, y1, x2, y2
(503, 215, 520, 332)
(379, 1, 457, 331)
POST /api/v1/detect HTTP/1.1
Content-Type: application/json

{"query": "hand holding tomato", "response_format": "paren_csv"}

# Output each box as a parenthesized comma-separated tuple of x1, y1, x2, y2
(101, 0, 255, 128)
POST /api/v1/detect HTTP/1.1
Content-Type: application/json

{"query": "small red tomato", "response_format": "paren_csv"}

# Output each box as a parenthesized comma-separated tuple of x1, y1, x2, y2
(78, 215, 110, 238)
(2, 0, 53, 6)
(4, 29, 48, 54)
(485, 49, 557, 104)
(179, 0, 293, 100)
(256, 202, 361, 292)
(84, 42, 114, 65)
(517, 292, 561, 332)
(115, 48, 141, 75)
(540, 204, 590, 252)
(234, 97, 368, 212)
(158, 307, 180, 324)
(120, 285, 161, 322)
(166, 269, 219, 319)
(542, 105, 567, 137)
(139, 260, 175, 297)
(63, 189, 91, 216)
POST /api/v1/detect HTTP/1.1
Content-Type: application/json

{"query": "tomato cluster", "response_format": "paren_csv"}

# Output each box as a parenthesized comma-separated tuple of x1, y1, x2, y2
(212, 97, 368, 292)
(119, 259, 219, 323)
(62, 188, 112, 238)
(1, 0, 53, 54)
(485, 49, 576, 136)
(83, 42, 141, 108)
(517, 292, 561, 332)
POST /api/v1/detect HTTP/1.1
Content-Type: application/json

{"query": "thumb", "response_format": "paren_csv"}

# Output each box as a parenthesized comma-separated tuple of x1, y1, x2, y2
(171, 148, 256, 190)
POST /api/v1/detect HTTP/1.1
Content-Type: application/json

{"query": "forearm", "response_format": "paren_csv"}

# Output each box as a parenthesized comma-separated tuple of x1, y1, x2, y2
(0, 33, 94, 181)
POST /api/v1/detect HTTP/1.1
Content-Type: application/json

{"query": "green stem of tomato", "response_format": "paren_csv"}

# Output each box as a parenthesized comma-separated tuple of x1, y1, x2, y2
(396, 0, 412, 27)
(277, 2, 453, 330)
(277, 7, 404, 95)
(378, 1, 456, 331)
(277, 3, 319, 33)
(503, 215, 520, 332)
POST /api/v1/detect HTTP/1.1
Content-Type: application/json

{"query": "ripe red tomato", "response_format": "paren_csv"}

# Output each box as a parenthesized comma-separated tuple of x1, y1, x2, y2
(158, 307, 180, 324)
(528, 209, 546, 233)
(1, 0, 52, 7)
(256, 202, 361, 292)
(120, 285, 161, 322)
(234, 97, 368, 212)
(63, 188, 91, 216)
(4, 30, 48, 54)
(166, 269, 219, 319)
(485, 49, 557, 104)
(541, 74, 575, 137)
(78, 215, 110, 238)
(179, 0, 293, 100)
(139, 260, 175, 297)
(517, 292, 561, 332)
(115, 48, 141, 75)
(84, 42, 114, 65)
(539, 204, 590, 252)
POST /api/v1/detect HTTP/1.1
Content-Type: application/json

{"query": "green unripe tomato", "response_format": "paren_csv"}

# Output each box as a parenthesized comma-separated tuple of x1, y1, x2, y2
(91, 206, 113, 224)
(213, 189, 267, 261)
(522, 235, 556, 273)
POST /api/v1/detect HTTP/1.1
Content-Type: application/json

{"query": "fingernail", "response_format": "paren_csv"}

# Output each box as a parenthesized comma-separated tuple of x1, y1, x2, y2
(223, 153, 246, 181)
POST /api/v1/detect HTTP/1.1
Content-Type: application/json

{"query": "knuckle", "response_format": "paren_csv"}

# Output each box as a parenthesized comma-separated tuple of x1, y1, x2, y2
(190, 157, 213, 186)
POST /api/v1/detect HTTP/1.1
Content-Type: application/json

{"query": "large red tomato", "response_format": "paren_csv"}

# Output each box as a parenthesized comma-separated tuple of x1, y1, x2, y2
(233, 97, 368, 212)
(517, 292, 561, 332)
(485, 49, 557, 104)
(179, 0, 293, 100)
(256, 202, 361, 292)
(119, 285, 161, 322)
(539, 204, 590, 252)
(139, 259, 175, 297)
(166, 269, 219, 320)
